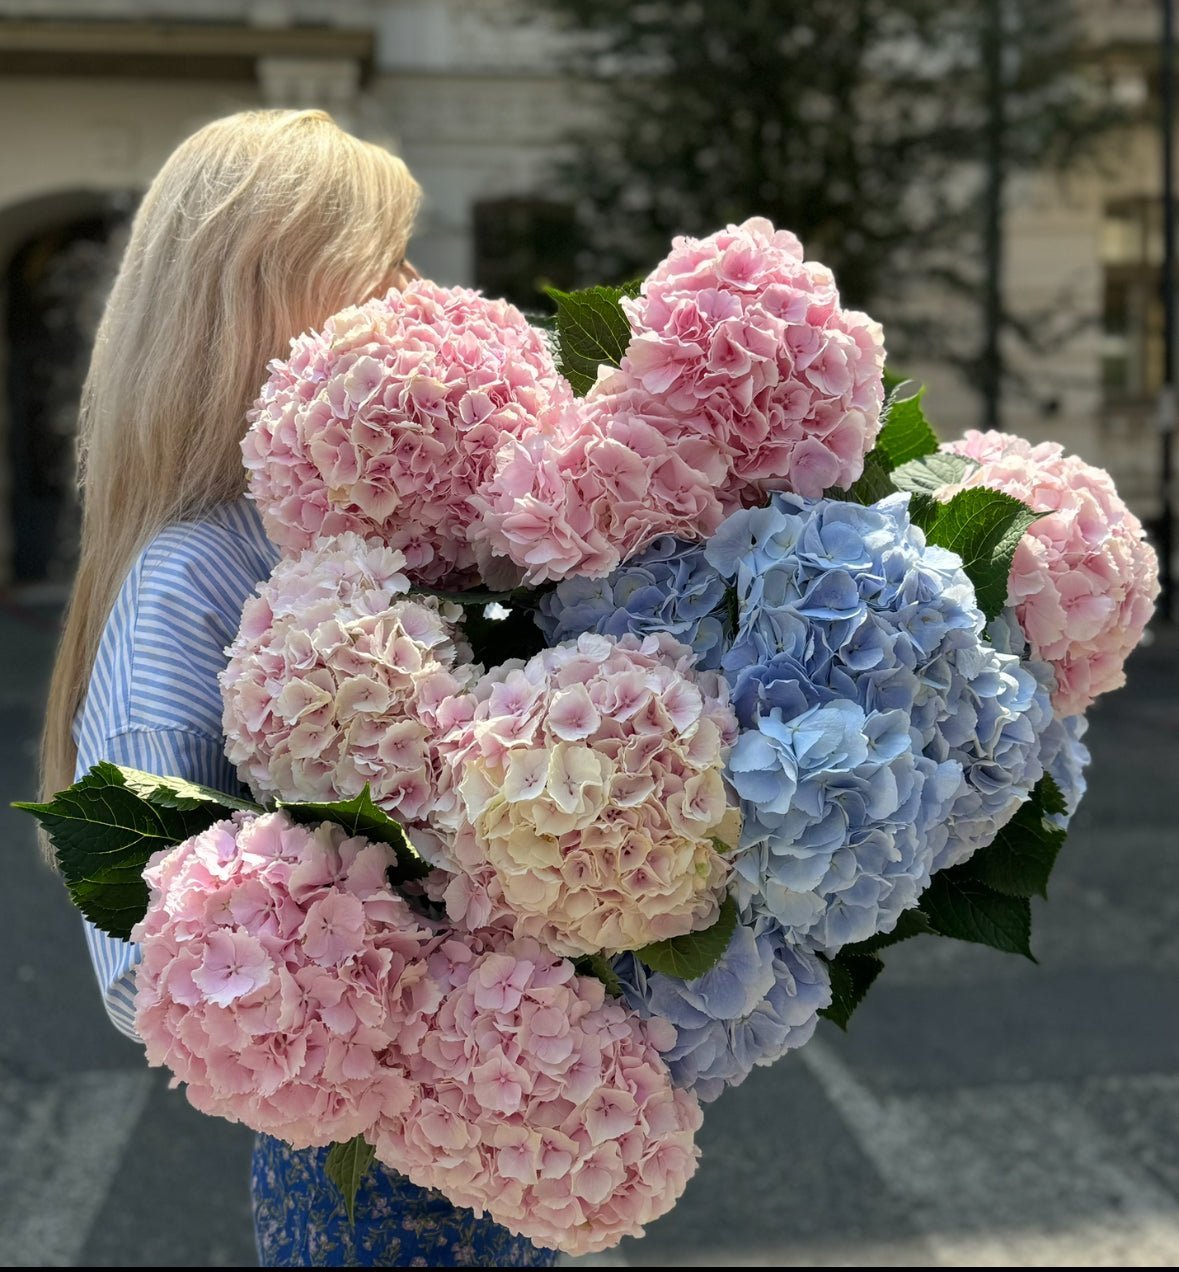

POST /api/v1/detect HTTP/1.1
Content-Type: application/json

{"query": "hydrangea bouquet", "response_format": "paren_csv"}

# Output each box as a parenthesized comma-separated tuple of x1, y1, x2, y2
(23, 218, 1160, 1255)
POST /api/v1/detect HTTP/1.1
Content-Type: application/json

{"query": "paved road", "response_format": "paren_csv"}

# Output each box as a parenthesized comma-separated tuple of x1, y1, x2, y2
(1, 599, 1177, 1268)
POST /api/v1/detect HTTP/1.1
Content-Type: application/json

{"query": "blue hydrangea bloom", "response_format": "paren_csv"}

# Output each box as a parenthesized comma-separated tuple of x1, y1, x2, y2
(984, 608, 1086, 833)
(1040, 713, 1090, 826)
(924, 622, 1053, 873)
(710, 493, 1049, 952)
(613, 918, 830, 1103)
(536, 535, 728, 668)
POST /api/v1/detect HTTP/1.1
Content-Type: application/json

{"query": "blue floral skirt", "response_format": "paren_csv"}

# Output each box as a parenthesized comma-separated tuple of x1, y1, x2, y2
(250, 1136, 558, 1268)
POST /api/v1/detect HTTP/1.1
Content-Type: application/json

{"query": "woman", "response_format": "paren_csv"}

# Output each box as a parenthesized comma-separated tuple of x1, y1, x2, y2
(41, 108, 556, 1269)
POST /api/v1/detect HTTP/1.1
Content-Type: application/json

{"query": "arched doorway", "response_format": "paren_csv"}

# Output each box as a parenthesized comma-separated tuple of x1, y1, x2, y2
(0, 191, 131, 586)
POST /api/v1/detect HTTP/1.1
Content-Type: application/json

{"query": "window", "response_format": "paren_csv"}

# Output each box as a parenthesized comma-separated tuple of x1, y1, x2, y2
(1102, 198, 1165, 401)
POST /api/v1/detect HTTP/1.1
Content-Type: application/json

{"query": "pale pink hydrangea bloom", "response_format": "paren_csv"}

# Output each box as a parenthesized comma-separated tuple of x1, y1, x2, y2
(371, 932, 702, 1255)
(473, 218, 884, 583)
(942, 430, 1160, 715)
(221, 534, 478, 829)
(241, 281, 573, 587)
(132, 812, 439, 1148)
(472, 392, 727, 585)
(433, 632, 739, 957)
(619, 216, 884, 505)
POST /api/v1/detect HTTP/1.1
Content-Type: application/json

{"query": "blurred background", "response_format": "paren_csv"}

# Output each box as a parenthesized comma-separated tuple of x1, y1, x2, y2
(0, 1, 1177, 1267)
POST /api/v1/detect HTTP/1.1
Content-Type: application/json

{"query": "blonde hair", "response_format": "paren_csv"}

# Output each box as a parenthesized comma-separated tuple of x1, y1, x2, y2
(41, 109, 421, 813)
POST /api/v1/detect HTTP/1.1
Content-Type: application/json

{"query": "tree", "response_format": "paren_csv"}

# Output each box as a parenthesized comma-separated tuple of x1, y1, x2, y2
(524, 0, 1121, 425)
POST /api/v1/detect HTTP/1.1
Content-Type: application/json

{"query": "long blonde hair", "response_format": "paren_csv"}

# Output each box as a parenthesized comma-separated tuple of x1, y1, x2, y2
(41, 109, 421, 811)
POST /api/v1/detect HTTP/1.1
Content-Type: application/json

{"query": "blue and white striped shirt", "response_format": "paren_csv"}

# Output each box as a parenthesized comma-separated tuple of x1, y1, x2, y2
(75, 497, 278, 1039)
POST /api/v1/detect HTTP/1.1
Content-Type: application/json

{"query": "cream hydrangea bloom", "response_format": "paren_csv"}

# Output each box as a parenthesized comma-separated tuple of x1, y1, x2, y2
(434, 632, 738, 957)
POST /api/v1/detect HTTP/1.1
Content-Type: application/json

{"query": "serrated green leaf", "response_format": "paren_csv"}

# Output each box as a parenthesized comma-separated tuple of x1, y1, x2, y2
(278, 787, 428, 883)
(573, 953, 624, 998)
(636, 894, 737, 980)
(920, 873, 1034, 959)
(544, 281, 642, 394)
(922, 487, 1041, 621)
(14, 763, 252, 939)
(823, 450, 896, 505)
(882, 366, 910, 396)
(116, 768, 261, 814)
(875, 386, 939, 468)
(1036, 772, 1068, 819)
(907, 493, 941, 533)
(843, 907, 934, 955)
(890, 452, 979, 496)
(819, 951, 884, 1030)
(325, 1135, 375, 1225)
(956, 776, 1068, 900)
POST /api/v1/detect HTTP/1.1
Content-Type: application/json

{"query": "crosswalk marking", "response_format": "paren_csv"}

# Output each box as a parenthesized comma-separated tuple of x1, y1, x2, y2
(0, 1068, 152, 1267)
(797, 1039, 1179, 1267)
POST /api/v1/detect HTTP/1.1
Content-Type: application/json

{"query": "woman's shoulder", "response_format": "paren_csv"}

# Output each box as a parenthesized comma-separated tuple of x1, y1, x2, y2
(138, 497, 279, 590)
(131, 497, 278, 650)
(87, 497, 279, 739)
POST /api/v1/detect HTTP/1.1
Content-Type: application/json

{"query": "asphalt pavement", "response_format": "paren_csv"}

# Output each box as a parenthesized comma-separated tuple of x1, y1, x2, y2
(1, 598, 1177, 1268)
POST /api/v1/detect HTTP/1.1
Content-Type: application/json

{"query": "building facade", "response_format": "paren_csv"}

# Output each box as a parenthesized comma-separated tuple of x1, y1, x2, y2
(0, 0, 1171, 583)
(901, 0, 1170, 527)
(0, 0, 580, 584)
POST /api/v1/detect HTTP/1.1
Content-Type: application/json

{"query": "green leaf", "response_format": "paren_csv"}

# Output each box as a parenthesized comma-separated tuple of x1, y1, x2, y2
(1036, 771, 1068, 819)
(325, 1135, 375, 1225)
(14, 763, 254, 939)
(819, 951, 884, 1030)
(823, 450, 896, 505)
(724, 584, 740, 639)
(882, 366, 910, 396)
(874, 386, 939, 468)
(843, 907, 934, 955)
(890, 452, 978, 496)
(573, 953, 624, 998)
(956, 776, 1068, 900)
(278, 787, 428, 884)
(920, 873, 1034, 960)
(922, 487, 1041, 621)
(544, 281, 642, 394)
(907, 493, 942, 533)
(115, 769, 261, 814)
(636, 894, 737, 980)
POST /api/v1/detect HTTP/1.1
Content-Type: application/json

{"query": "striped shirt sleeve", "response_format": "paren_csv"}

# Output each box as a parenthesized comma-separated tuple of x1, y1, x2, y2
(72, 498, 277, 1042)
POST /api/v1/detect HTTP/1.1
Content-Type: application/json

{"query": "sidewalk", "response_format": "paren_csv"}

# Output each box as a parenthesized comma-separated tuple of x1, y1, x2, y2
(2, 608, 1177, 1267)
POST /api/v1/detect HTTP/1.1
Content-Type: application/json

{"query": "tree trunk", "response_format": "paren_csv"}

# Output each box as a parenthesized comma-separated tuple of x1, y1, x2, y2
(980, 0, 1005, 430)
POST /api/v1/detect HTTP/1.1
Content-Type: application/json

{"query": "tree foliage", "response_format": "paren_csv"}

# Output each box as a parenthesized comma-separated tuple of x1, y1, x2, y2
(523, 0, 1122, 409)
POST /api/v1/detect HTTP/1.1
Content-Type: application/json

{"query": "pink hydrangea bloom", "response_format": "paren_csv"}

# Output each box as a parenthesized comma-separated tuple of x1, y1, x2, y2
(221, 534, 478, 829)
(371, 932, 702, 1255)
(433, 632, 738, 957)
(942, 430, 1160, 714)
(242, 281, 573, 587)
(472, 392, 727, 584)
(619, 216, 885, 505)
(473, 218, 884, 584)
(131, 812, 439, 1148)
